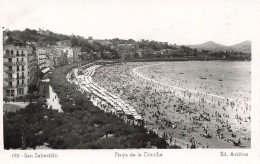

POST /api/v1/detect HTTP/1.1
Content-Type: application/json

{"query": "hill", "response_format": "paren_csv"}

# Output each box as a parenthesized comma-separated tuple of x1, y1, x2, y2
(6, 28, 120, 58)
(229, 40, 251, 53)
(186, 41, 231, 52)
(186, 40, 251, 53)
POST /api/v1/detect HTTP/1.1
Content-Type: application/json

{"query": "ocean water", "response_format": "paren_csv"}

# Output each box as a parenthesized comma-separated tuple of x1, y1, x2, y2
(137, 61, 251, 101)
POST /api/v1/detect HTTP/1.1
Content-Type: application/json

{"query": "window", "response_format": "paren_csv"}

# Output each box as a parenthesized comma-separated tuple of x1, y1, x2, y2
(8, 58, 12, 62)
(22, 58, 24, 61)
(9, 66, 12, 70)
(8, 73, 12, 78)
(17, 58, 19, 62)
(20, 88, 23, 95)
(17, 51, 20, 56)
(17, 73, 19, 79)
(17, 80, 19, 85)
(11, 90, 14, 96)
(6, 90, 11, 96)
(17, 66, 20, 71)
(18, 88, 24, 95)
(6, 50, 10, 55)
(9, 81, 12, 87)
(22, 79, 24, 84)
(21, 51, 24, 55)
(11, 50, 13, 54)
(22, 66, 24, 71)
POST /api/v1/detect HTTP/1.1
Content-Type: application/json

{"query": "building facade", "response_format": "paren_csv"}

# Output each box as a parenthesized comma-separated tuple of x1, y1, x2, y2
(117, 43, 139, 60)
(63, 47, 74, 64)
(27, 50, 37, 85)
(73, 47, 81, 63)
(36, 48, 48, 70)
(3, 37, 36, 99)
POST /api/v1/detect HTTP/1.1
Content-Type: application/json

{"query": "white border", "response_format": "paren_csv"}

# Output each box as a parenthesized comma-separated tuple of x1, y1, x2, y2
(0, 1, 260, 164)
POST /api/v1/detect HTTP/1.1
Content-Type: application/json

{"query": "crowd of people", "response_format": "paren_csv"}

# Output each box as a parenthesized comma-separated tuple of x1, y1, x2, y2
(66, 64, 143, 126)
(92, 62, 251, 148)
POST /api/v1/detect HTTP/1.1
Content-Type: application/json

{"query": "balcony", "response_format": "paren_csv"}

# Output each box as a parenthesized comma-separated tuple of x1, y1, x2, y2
(4, 54, 16, 58)
(17, 84, 26, 88)
(17, 76, 26, 80)
(4, 77, 16, 80)
(4, 62, 16, 66)
(3, 85, 15, 89)
(5, 69, 15, 73)
(16, 61, 26, 66)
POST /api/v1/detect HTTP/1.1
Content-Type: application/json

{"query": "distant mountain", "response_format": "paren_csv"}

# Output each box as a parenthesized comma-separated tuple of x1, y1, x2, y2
(186, 41, 231, 52)
(186, 40, 251, 53)
(229, 40, 251, 53)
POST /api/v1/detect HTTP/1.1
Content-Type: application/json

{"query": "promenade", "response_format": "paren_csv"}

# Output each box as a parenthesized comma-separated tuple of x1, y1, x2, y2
(46, 85, 63, 113)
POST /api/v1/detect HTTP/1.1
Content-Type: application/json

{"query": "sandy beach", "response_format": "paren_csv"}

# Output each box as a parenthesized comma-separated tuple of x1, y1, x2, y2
(92, 61, 251, 148)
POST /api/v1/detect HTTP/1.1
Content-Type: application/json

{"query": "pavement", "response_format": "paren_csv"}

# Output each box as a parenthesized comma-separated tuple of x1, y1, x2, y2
(46, 85, 63, 113)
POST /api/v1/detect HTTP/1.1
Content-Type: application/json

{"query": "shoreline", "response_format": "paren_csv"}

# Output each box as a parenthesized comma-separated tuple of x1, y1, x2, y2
(93, 61, 251, 148)
(132, 63, 250, 103)
(122, 58, 251, 63)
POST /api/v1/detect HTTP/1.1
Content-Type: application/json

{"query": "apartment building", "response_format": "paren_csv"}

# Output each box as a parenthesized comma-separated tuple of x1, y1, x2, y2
(3, 36, 36, 99)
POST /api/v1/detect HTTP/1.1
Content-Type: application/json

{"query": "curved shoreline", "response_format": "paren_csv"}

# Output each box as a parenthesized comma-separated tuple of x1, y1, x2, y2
(93, 62, 251, 148)
(132, 63, 239, 102)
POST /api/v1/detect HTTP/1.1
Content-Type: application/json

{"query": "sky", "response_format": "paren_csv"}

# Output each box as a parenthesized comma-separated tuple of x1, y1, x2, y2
(0, 0, 258, 45)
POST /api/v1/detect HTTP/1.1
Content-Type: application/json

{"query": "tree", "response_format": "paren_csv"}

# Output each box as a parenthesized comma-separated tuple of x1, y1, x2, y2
(70, 37, 79, 47)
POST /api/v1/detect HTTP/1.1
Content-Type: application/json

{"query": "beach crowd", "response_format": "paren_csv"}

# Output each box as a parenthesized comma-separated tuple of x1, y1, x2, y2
(92, 62, 251, 148)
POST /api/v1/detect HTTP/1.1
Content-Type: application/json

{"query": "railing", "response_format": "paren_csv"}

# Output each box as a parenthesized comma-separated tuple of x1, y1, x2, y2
(3, 85, 15, 89)
(17, 69, 25, 72)
(16, 61, 26, 65)
(4, 54, 16, 58)
(4, 62, 16, 66)
(17, 84, 26, 87)
(5, 69, 15, 73)
(17, 76, 26, 79)
(4, 77, 16, 80)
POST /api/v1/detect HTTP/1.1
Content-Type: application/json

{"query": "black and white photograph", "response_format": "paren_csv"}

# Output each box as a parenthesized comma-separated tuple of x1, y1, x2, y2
(0, 0, 260, 163)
